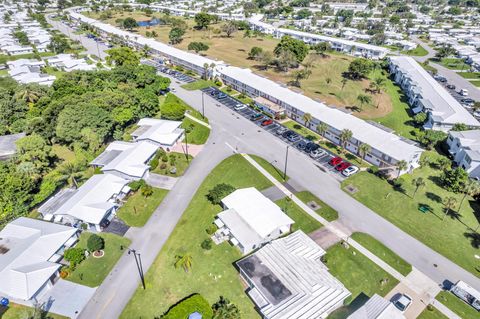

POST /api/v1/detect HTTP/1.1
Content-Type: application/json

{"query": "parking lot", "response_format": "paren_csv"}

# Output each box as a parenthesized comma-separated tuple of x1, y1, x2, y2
(141, 60, 196, 83)
(433, 74, 479, 116)
(200, 86, 354, 179)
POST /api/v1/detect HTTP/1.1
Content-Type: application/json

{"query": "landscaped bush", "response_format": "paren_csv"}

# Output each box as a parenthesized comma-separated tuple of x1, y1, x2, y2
(87, 234, 105, 252)
(212, 296, 240, 319)
(161, 94, 187, 120)
(201, 238, 213, 250)
(64, 247, 85, 268)
(161, 294, 213, 319)
(141, 184, 154, 197)
(205, 224, 217, 235)
(129, 179, 146, 191)
(206, 183, 236, 205)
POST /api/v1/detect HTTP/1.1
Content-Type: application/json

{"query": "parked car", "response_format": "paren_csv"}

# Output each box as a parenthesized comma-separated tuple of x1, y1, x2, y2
(310, 148, 326, 159)
(209, 90, 218, 96)
(250, 113, 264, 121)
(234, 103, 247, 111)
(393, 294, 412, 313)
(217, 92, 227, 99)
(282, 130, 294, 138)
(474, 111, 480, 118)
(434, 75, 447, 82)
(342, 165, 359, 177)
(296, 140, 308, 150)
(329, 157, 343, 166)
(170, 88, 176, 92)
(287, 133, 301, 143)
(446, 84, 456, 90)
(261, 119, 273, 126)
(461, 98, 474, 105)
(276, 126, 289, 135)
(335, 162, 351, 171)
(460, 89, 469, 96)
(305, 142, 319, 153)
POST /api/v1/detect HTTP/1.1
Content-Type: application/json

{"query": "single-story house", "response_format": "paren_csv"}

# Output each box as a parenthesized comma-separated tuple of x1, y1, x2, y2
(348, 294, 405, 319)
(236, 230, 350, 318)
(0, 132, 25, 160)
(90, 141, 158, 180)
(39, 174, 130, 231)
(447, 130, 480, 179)
(215, 187, 294, 254)
(132, 118, 185, 149)
(0, 217, 78, 301)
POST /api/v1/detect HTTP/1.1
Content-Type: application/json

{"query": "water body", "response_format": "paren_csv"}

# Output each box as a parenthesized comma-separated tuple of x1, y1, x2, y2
(137, 18, 164, 27)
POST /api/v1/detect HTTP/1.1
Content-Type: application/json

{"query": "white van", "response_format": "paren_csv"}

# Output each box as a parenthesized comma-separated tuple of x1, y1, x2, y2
(460, 89, 469, 96)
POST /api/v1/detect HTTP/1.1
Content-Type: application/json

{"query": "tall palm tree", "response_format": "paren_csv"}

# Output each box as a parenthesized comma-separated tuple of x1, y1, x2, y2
(174, 254, 193, 272)
(358, 143, 371, 162)
(369, 77, 386, 94)
(16, 88, 42, 103)
(411, 177, 426, 198)
(203, 63, 209, 80)
(395, 160, 408, 179)
(341, 78, 348, 90)
(442, 197, 457, 221)
(459, 180, 480, 212)
(302, 112, 313, 128)
(316, 122, 328, 138)
(357, 94, 372, 111)
(339, 129, 353, 152)
(58, 162, 83, 188)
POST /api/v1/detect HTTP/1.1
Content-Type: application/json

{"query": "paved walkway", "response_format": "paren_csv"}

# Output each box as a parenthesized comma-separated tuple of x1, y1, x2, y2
(170, 141, 203, 157)
(185, 113, 211, 128)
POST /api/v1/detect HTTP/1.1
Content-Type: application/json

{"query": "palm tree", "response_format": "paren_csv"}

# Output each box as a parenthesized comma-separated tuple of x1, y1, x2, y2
(358, 143, 371, 162)
(16, 88, 41, 103)
(302, 112, 313, 128)
(203, 63, 209, 80)
(341, 78, 348, 90)
(459, 180, 480, 212)
(442, 196, 457, 221)
(174, 254, 193, 272)
(58, 162, 83, 188)
(357, 94, 372, 111)
(395, 160, 408, 179)
(316, 122, 328, 138)
(369, 77, 386, 94)
(339, 129, 353, 152)
(411, 177, 426, 198)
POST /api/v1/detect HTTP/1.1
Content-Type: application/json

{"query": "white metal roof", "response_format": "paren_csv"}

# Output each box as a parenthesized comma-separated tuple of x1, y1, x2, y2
(133, 118, 184, 146)
(220, 187, 294, 239)
(0, 217, 77, 300)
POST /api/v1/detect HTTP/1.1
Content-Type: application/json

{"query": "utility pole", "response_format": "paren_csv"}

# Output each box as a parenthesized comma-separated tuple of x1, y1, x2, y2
(201, 91, 205, 118)
(121, 246, 146, 290)
(184, 128, 190, 164)
(283, 145, 289, 181)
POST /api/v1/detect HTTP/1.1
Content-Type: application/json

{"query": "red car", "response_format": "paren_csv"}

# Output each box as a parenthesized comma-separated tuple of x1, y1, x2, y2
(329, 157, 343, 166)
(261, 119, 273, 126)
(335, 162, 351, 171)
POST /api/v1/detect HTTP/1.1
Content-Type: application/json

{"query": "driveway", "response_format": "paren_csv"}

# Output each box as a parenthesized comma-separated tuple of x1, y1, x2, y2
(145, 173, 178, 190)
(40, 280, 96, 319)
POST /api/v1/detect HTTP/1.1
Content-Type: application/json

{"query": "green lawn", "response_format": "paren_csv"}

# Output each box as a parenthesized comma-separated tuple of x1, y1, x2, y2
(421, 62, 438, 74)
(351, 232, 412, 276)
(341, 151, 480, 277)
(152, 152, 193, 177)
(0, 303, 67, 319)
(181, 79, 216, 91)
(0, 52, 55, 64)
(295, 191, 338, 222)
(458, 72, 480, 79)
(182, 117, 210, 145)
(439, 58, 470, 70)
(250, 154, 288, 182)
(66, 232, 131, 287)
(283, 120, 321, 141)
(372, 74, 420, 141)
(436, 291, 478, 319)
(117, 188, 169, 227)
(471, 80, 480, 87)
(402, 44, 429, 57)
(324, 243, 398, 305)
(417, 306, 448, 319)
(121, 155, 274, 319)
(275, 197, 323, 233)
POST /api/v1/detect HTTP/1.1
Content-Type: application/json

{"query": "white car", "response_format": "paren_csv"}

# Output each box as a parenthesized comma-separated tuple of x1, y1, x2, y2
(459, 89, 469, 96)
(310, 149, 326, 159)
(393, 294, 412, 313)
(234, 103, 247, 111)
(170, 87, 176, 92)
(341, 165, 359, 177)
(474, 111, 480, 118)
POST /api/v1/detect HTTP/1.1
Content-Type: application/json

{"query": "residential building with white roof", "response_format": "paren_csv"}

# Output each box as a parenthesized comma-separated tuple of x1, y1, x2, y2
(0, 217, 78, 301)
(90, 141, 158, 180)
(215, 187, 294, 254)
(39, 174, 130, 231)
(389, 57, 480, 132)
(6, 58, 56, 86)
(236, 230, 350, 319)
(45, 54, 97, 72)
(347, 294, 405, 319)
(447, 130, 480, 179)
(131, 118, 184, 148)
(0, 132, 25, 160)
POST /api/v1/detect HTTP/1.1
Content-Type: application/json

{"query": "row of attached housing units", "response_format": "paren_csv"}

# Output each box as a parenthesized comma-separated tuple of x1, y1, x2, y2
(67, 8, 423, 175)
(247, 14, 389, 60)
(38, 118, 184, 231)
(388, 57, 480, 132)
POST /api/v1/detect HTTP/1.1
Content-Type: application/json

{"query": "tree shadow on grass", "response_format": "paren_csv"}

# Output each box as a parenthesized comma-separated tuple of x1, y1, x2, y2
(327, 293, 369, 319)
(418, 203, 443, 220)
(464, 231, 480, 249)
(425, 192, 442, 203)
(427, 176, 443, 187)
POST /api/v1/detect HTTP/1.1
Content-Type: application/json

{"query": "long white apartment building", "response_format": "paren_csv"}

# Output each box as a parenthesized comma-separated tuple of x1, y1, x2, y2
(67, 9, 423, 173)
(248, 15, 389, 60)
(389, 57, 480, 132)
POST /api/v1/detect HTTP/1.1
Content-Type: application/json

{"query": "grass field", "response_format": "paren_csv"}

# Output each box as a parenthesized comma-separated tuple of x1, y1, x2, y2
(325, 243, 398, 317)
(341, 151, 480, 277)
(0, 303, 67, 319)
(152, 152, 193, 177)
(250, 154, 288, 182)
(402, 44, 429, 57)
(351, 232, 412, 276)
(182, 117, 210, 144)
(471, 80, 480, 87)
(439, 58, 470, 71)
(121, 155, 275, 319)
(458, 72, 480, 79)
(275, 197, 323, 233)
(117, 188, 169, 227)
(436, 291, 479, 319)
(295, 191, 338, 222)
(67, 232, 131, 287)
(88, 10, 394, 119)
(181, 79, 216, 91)
(417, 306, 448, 319)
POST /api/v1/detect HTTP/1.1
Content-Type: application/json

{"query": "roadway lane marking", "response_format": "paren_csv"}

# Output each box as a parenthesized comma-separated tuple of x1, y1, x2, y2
(225, 142, 238, 153)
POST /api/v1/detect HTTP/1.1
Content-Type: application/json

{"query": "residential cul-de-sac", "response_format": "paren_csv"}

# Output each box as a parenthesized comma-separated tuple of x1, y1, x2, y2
(1, 1, 480, 319)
